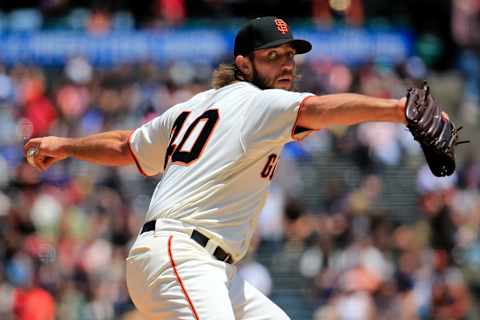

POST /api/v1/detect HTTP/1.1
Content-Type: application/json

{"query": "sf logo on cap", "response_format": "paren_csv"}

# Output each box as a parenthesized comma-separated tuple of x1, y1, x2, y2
(274, 19, 288, 34)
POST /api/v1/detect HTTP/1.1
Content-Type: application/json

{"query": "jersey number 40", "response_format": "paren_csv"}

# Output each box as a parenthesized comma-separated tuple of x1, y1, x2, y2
(164, 109, 219, 168)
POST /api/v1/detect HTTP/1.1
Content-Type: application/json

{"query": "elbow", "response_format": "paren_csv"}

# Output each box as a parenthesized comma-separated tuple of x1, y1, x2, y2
(296, 96, 328, 130)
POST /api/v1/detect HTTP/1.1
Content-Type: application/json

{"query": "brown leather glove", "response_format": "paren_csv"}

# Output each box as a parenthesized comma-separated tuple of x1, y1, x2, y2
(405, 81, 469, 177)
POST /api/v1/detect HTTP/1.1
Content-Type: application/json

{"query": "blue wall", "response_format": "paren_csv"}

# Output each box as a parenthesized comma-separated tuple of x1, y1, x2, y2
(0, 27, 412, 66)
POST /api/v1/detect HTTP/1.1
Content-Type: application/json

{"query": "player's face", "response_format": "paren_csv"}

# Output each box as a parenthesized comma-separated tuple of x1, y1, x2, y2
(250, 44, 297, 90)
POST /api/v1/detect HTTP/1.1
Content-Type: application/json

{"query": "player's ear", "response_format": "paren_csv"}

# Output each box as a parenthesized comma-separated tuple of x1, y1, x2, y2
(235, 55, 252, 80)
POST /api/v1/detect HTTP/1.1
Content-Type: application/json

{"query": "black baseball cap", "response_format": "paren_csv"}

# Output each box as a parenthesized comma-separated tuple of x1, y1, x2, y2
(234, 16, 312, 58)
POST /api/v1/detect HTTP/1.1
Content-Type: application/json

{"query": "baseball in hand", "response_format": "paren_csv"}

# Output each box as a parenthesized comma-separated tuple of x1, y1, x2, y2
(26, 147, 39, 165)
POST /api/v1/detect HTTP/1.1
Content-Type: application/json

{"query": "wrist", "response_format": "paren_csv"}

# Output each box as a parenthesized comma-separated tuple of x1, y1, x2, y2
(395, 97, 407, 124)
(57, 137, 72, 158)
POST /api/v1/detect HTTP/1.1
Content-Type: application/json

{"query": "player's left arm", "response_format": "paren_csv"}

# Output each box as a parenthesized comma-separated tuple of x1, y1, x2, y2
(296, 94, 406, 130)
(24, 130, 134, 171)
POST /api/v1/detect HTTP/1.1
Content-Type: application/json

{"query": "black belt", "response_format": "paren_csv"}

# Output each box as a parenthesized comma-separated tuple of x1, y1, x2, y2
(141, 220, 233, 264)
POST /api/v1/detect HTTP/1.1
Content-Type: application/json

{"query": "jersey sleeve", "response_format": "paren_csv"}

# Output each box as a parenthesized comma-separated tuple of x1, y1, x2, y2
(240, 89, 314, 149)
(128, 112, 171, 176)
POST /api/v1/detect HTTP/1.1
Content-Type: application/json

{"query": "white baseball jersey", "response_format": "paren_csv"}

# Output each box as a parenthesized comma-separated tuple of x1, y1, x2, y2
(128, 81, 313, 261)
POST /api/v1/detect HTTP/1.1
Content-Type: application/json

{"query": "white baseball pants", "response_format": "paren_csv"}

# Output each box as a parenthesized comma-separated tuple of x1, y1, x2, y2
(126, 227, 290, 320)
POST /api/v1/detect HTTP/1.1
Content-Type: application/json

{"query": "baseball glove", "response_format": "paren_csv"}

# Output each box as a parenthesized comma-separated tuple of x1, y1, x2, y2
(405, 81, 469, 177)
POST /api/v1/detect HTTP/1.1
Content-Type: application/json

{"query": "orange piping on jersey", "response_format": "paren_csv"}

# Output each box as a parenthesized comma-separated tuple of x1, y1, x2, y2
(291, 95, 316, 141)
(171, 108, 220, 168)
(127, 130, 150, 177)
(168, 236, 201, 320)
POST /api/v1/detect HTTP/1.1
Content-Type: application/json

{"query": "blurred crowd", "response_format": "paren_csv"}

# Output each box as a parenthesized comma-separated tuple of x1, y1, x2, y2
(0, 1, 479, 320)
(0, 54, 478, 320)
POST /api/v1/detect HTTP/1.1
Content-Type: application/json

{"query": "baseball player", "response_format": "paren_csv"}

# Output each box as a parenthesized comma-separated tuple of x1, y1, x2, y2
(24, 17, 407, 320)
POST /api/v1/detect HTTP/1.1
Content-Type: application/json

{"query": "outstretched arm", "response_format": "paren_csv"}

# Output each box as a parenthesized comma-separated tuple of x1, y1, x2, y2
(296, 94, 406, 130)
(24, 130, 135, 171)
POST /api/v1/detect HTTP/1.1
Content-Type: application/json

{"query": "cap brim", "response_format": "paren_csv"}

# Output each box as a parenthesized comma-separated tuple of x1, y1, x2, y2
(256, 39, 312, 54)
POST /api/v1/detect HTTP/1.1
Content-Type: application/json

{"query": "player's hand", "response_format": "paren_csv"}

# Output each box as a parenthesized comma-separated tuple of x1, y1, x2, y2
(24, 136, 70, 171)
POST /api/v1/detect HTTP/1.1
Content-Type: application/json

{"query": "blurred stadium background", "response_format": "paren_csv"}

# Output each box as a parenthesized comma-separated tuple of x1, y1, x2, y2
(1, 0, 480, 319)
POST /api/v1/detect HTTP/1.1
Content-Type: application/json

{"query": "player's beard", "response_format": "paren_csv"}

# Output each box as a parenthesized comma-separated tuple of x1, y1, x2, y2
(250, 66, 272, 90)
(250, 65, 297, 91)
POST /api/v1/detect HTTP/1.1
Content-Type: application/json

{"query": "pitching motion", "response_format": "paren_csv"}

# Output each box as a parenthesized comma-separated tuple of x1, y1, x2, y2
(21, 16, 470, 320)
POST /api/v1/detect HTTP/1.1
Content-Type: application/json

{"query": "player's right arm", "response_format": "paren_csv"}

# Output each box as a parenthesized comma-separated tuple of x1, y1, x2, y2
(25, 104, 174, 174)
(296, 94, 407, 130)
(24, 130, 134, 171)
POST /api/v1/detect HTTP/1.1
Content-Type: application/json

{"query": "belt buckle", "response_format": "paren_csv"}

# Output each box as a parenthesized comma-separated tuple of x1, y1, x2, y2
(213, 245, 232, 263)
(222, 253, 231, 263)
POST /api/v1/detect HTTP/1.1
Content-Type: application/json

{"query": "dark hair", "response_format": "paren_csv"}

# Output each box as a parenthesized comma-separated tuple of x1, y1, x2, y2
(211, 64, 239, 89)
(212, 53, 255, 89)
